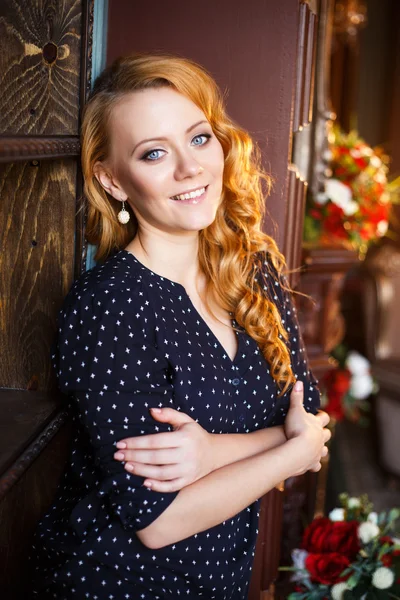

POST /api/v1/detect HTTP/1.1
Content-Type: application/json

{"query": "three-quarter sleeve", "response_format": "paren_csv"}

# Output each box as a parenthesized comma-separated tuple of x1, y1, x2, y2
(260, 256, 321, 426)
(53, 278, 179, 533)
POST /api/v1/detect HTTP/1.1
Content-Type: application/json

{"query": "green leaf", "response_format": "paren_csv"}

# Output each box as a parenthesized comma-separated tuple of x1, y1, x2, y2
(388, 509, 400, 523)
(346, 572, 362, 589)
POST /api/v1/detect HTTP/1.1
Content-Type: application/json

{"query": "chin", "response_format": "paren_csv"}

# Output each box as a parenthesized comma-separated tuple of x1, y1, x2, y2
(185, 210, 218, 232)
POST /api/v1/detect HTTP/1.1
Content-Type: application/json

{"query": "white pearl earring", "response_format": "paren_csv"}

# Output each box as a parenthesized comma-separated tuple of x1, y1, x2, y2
(117, 200, 130, 224)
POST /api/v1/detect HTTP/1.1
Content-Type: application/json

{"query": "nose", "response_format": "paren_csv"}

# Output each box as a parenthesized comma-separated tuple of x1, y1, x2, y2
(174, 150, 204, 180)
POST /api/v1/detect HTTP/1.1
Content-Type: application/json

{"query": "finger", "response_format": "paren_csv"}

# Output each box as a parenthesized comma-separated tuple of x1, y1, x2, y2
(321, 446, 329, 457)
(150, 407, 195, 427)
(323, 428, 332, 444)
(116, 430, 183, 450)
(316, 410, 330, 428)
(115, 448, 180, 465)
(289, 380, 304, 409)
(142, 478, 185, 493)
(309, 462, 322, 472)
(125, 462, 181, 481)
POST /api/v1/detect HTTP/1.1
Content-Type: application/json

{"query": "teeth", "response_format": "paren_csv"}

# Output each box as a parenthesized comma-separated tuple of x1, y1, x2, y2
(172, 187, 206, 201)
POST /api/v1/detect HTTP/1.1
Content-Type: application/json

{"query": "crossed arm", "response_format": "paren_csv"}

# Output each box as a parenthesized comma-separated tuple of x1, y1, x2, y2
(113, 385, 330, 549)
(113, 406, 288, 493)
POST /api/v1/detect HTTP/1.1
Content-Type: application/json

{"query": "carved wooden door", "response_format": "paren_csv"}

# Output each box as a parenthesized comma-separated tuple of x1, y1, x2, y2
(0, 1, 96, 597)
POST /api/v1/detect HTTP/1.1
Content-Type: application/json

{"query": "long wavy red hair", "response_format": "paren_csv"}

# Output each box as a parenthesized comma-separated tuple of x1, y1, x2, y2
(80, 52, 297, 396)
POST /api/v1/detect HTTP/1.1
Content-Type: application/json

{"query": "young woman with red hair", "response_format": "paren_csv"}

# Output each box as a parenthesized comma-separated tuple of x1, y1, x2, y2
(30, 53, 330, 600)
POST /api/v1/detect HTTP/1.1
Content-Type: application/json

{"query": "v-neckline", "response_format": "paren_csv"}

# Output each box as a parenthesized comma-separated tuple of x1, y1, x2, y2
(120, 249, 241, 364)
(185, 299, 241, 364)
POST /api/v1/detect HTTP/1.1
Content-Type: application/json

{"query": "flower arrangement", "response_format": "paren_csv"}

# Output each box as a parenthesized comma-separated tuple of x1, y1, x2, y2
(281, 493, 400, 599)
(319, 344, 378, 426)
(303, 126, 400, 255)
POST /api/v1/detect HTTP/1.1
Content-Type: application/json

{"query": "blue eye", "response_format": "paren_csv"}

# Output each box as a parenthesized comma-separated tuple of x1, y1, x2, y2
(142, 149, 164, 161)
(141, 133, 211, 162)
(192, 133, 211, 146)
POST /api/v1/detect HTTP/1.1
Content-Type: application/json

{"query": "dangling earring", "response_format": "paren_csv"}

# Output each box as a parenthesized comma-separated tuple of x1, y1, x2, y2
(117, 200, 130, 224)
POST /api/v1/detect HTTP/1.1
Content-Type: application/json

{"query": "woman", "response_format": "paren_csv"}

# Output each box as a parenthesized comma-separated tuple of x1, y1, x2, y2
(30, 53, 330, 599)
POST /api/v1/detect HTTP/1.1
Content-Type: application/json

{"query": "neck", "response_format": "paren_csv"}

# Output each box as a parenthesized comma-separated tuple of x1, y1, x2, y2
(127, 228, 203, 290)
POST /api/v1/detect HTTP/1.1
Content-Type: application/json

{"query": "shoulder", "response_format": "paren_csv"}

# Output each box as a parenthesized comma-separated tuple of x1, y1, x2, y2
(61, 250, 147, 315)
(56, 250, 159, 348)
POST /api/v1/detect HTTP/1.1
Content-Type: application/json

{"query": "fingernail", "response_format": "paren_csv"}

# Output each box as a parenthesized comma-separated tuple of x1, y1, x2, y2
(150, 407, 161, 413)
(114, 452, 125, 460)
(125, 463, 134, 471)
(294, 381, 303, 392)
(116, 442, 126, 449)
(143, 480, 152, 487)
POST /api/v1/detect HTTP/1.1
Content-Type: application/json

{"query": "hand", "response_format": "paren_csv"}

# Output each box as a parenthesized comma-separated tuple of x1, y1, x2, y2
(113, 408, 215, 492)
(285, 381, 331, 474)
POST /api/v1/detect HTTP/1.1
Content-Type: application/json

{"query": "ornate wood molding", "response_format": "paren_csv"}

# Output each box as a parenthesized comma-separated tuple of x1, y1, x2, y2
(285, 1, 318, 280)
(285, 168, 308, 289)
(293, 1, 317, 132)
(0, 136, 80, 163)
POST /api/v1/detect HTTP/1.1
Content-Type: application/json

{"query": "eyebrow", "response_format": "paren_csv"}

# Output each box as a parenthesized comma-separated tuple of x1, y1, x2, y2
(130, 120, 210, 156)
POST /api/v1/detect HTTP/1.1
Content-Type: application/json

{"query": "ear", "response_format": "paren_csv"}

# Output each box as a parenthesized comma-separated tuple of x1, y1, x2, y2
(93, 162, 128, 202)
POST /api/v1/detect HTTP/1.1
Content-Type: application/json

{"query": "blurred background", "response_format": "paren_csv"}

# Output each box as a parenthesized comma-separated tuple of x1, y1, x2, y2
(0, 0, 399, 598)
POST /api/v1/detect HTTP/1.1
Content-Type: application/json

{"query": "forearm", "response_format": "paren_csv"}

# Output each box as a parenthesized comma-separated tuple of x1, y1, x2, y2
(137, 437, 305, 549)
(210, 426, 287, 471)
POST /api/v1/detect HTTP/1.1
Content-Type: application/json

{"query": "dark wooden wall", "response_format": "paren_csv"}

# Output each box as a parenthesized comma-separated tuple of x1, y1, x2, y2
(0, 1, 94, 597)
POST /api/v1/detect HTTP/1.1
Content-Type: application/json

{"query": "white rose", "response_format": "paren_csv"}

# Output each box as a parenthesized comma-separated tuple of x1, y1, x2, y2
(345, 351, 370, 375)
(329, 508, 345, 522)
(358, 521, 380, 544)
(348, 497, 361, 509)
(392, 537, 400, 545)
(331, 582, 349, 600)
(315, 192, 329, 205)
(325, 179, 353, 210)
(360, 146, 373, 157)
(367, 512, 378, 525)
(372, 566, 395, 589)
(290, 549, 310, 582)
(377, 220, 388, 236)
(343, 200, 359, 216)
(350, 374, 374, 399)
(370, 156, 382, 168)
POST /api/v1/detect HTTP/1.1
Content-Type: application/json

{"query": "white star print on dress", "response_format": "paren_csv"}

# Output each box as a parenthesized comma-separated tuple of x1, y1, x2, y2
(29, 249, 320, 599)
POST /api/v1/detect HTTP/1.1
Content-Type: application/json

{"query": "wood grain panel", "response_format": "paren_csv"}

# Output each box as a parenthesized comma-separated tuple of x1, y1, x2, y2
(284, 167, 308, 287)
(0, 0, 82, 135)
(0, 159, 77, 390)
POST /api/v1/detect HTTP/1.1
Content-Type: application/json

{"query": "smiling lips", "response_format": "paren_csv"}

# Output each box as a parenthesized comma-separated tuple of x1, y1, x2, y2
(171, 185, 208, 202)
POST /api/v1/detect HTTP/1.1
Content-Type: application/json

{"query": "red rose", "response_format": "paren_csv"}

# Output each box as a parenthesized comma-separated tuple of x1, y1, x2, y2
(302, 518, 359, 559)
(380, 536, 394, 546)
(331, 370, 351, 394)
(328, 521, 360, 558)
(302, 517, 332, 553)
(325, 391, 345, 421)
(305, 552, 350, 585)
(382, 554, 393, 567)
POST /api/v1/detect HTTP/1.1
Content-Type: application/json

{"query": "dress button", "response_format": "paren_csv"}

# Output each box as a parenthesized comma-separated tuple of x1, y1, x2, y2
(238, 414, 245, 423)
(232, 378, 241, 386)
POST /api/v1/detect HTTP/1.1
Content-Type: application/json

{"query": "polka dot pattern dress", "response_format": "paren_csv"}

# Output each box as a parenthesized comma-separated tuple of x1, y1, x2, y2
(29, 249, 320, 599)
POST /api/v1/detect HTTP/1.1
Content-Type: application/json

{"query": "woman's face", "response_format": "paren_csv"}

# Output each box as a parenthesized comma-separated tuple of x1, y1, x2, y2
(97, 86, 225, 236)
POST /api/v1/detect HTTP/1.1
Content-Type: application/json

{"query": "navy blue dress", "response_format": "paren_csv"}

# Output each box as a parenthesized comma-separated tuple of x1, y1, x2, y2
(30, 249, 320, 600)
